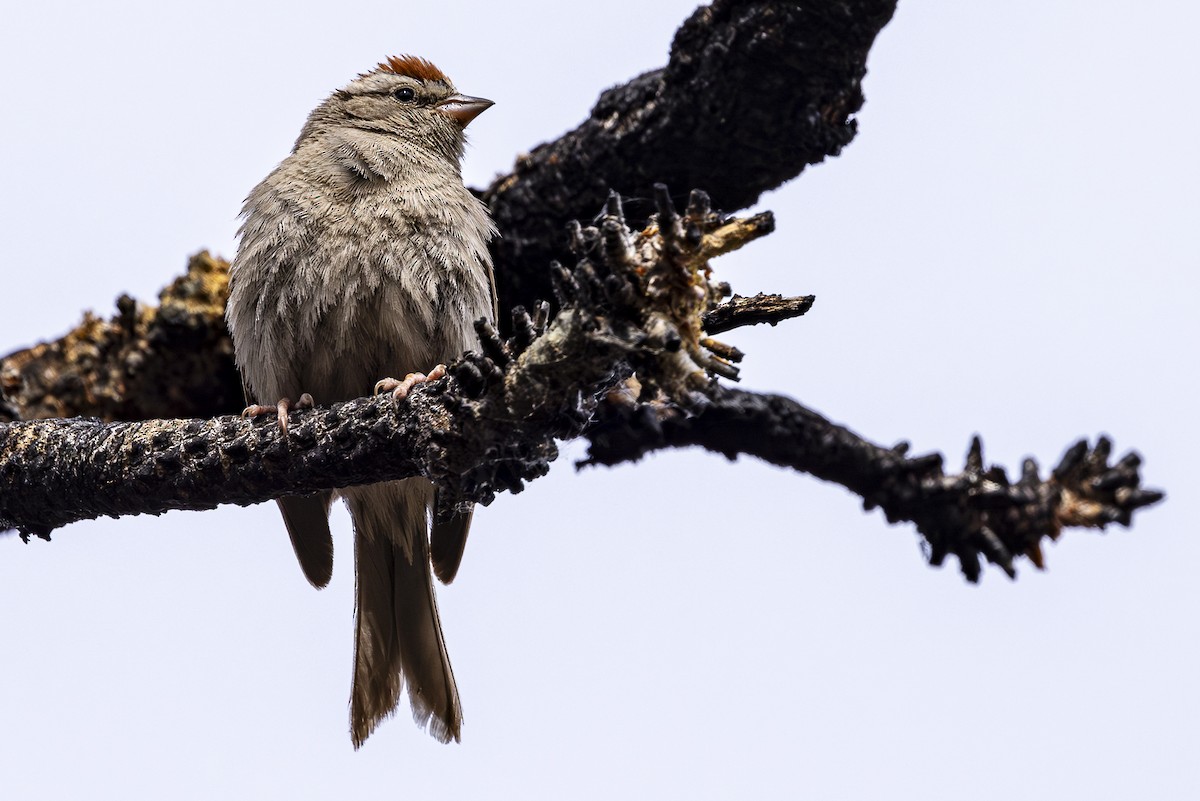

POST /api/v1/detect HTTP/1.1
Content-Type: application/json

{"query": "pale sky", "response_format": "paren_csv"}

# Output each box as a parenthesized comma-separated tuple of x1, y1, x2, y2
(1, 2, 1196, 799)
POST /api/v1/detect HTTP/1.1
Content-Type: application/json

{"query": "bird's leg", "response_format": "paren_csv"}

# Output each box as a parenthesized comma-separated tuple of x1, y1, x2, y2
(242, 393, 314, 434)
(374, 364, 448, 403)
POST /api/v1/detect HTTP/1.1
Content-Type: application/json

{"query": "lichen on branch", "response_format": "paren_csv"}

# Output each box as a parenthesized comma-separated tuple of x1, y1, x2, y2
(0, 252, 242, 424)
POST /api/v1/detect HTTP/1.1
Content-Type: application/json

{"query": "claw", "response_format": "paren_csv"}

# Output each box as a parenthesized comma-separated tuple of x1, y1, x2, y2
(242, 394, 314, 435)
(375, 364, 448, 403)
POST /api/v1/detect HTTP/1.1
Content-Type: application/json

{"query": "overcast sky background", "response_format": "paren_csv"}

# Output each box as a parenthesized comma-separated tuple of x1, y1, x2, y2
(1, 2, 1197, 799)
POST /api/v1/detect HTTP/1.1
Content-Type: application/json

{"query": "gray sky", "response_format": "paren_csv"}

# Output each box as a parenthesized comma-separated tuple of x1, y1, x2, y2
(1, 1, 1196, 798)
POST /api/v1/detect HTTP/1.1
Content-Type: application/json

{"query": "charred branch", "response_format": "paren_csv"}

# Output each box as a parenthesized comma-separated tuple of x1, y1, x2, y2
(483, 0, 898, 321)
(702, 293, 816, 335)
(0, 252, 241, 424)
(0, 190, 1163, 582)
(0, 189, 754, 540)
(584, 387, 1163, 582)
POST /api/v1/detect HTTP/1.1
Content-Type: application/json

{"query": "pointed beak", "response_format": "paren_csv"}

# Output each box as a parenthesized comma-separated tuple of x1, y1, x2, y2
(436, 94, 494, 128)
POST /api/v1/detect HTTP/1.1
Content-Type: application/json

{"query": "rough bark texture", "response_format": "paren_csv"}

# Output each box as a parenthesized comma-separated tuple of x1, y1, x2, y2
(701, 293, 815, 335)
(0, 192, 753, 539)
(483, 0, 898, 321)
(0, 252, 242, 423)
(0, 0, 1165, 581)
(584, 384, 1162, 582)
(0, 193, 1163, 581)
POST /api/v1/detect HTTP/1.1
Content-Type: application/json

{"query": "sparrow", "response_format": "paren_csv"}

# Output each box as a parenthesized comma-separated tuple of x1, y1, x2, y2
(225, 54, 497, 747)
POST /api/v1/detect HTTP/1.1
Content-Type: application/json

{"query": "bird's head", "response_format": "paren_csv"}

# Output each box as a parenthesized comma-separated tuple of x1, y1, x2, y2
(299, 55, 492, 165)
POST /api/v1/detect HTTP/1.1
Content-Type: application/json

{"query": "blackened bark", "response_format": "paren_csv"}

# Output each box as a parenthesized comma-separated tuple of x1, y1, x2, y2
(584, 385, 1162, 581)
(483, 0, 898, 322)
(702, 293, 815, 334)
(0, 194, 1162, 581)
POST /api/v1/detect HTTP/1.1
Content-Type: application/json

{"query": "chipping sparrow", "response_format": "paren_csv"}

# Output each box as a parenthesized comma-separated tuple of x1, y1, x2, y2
(225, 55, 497, 747)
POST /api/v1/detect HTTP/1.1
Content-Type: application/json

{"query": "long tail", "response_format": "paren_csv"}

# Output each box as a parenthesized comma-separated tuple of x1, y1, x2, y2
(342, 479, 462, 747)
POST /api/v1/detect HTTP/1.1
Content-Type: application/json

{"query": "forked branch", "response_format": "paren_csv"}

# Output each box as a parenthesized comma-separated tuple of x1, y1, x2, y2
(0, 189, 1162, 582)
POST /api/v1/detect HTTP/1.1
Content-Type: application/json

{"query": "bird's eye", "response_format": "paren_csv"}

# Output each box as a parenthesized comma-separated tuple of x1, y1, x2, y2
(394, 87, 416, 103)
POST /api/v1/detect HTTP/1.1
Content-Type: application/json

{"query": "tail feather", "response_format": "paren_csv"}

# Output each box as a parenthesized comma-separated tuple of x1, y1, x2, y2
(344, 479, 462, 747)
(277, 492, 334, 588)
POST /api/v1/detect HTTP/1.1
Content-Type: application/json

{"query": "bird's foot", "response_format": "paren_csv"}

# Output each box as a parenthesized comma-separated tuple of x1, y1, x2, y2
(241, 393, 314, 434)
(374, 364, 448, 403)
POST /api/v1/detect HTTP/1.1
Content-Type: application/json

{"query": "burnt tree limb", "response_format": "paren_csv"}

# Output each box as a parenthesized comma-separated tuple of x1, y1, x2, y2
(0, 191, 758, 541)
(0, 193, 1163, 581)
(701, 293, 815, 334)
(0, 252, 242, 424)
(484, 0, 897, 317)
(584, 384, 1163, 582)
